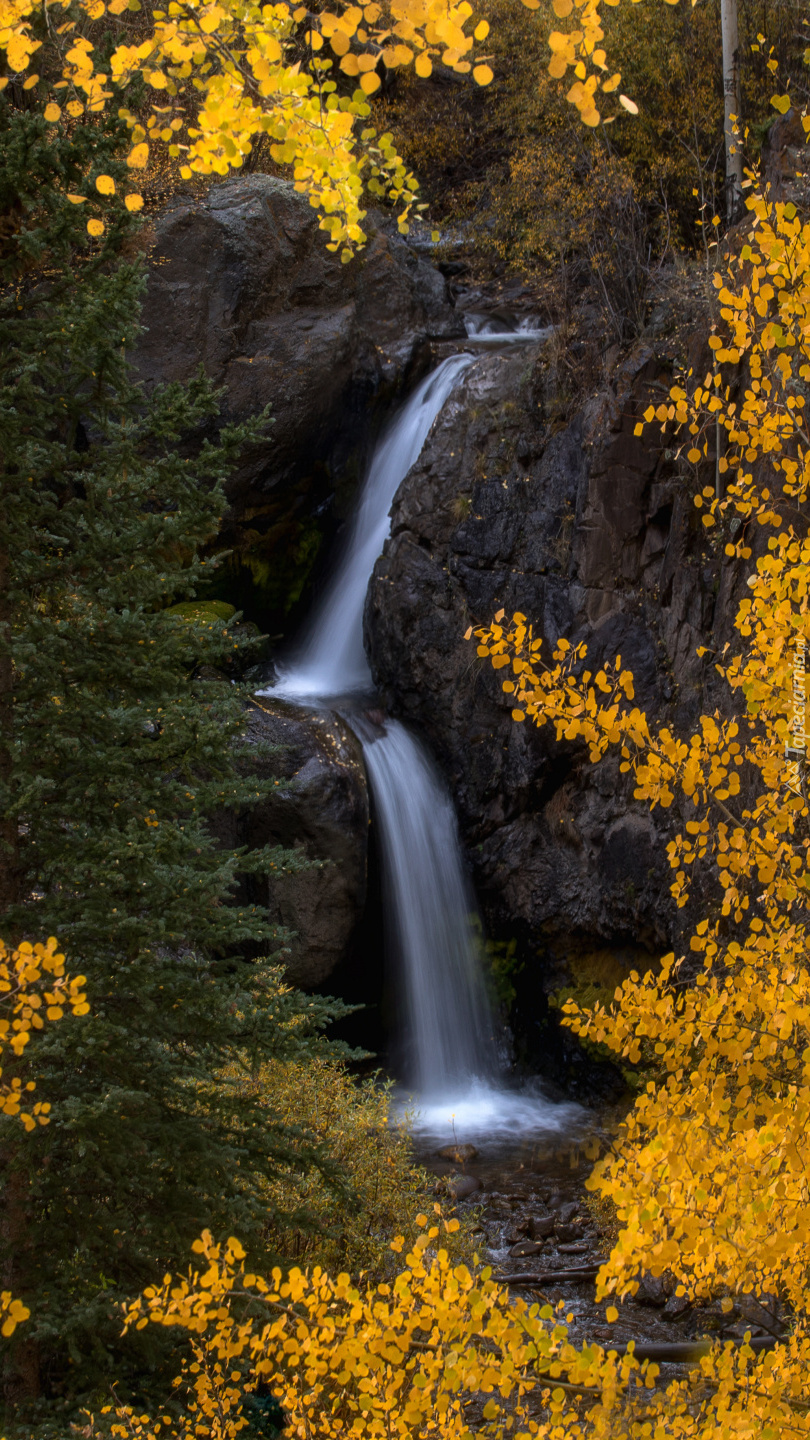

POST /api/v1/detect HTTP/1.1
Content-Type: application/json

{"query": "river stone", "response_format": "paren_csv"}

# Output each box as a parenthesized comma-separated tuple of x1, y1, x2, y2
(447, 1173, 483, 1200)
(557, 1201, 580, 1225)
(529, 1215, 556, 1240)
(437, 1143, 479, 1164)
(554, 1224, 584, 1244)
(508, 1239, 545, 1258)
(219, 697, 369, 987)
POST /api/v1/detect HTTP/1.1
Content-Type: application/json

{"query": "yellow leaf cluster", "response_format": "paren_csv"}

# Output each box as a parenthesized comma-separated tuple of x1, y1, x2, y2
(89, 1225, 663, 1439)
(0, 935, 88, 1132)
(0, 0, 494, 251)
(0, 937, 87, 1338)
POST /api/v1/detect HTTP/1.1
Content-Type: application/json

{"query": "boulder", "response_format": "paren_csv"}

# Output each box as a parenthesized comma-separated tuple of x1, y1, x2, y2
(136, 176, 463, 491)
(447, 1173, 483, 1199)
(234, 698, 369, 987)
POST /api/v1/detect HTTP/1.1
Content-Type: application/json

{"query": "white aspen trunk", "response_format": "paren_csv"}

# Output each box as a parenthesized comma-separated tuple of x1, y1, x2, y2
(721, 0, 744, 222)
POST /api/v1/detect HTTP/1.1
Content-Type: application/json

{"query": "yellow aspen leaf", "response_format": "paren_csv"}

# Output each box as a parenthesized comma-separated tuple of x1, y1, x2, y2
(552, 0, 574, 14)
(619, 94, 638, 113)
(474, 19, 489, 38)
(125, 194, 144, 212)
(127, 142, 149, 168)
(473, 63, 493, 84)
(44, 102, 61, 121)
(95, 173, 115, 195)
(414, 51, 432, 76)
(67, 194, 87, 204)
(87, 219, 105, 236)
(359, 70, 381, 93)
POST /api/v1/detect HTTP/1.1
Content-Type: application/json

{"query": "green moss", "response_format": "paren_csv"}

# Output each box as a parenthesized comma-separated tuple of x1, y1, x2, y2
(164, 599, 236, 622)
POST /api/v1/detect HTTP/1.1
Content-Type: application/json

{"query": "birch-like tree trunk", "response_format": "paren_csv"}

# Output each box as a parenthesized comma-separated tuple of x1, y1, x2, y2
(722, 0, 744, 222)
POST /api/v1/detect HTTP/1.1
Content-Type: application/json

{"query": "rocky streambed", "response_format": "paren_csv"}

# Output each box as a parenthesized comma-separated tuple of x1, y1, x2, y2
(421, 1126, 785, 1377)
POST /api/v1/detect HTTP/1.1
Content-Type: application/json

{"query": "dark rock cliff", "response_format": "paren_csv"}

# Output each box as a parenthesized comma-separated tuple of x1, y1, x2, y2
(137, 172, 745, 990)
(364, 331, 746, 964)
(135, 174, 464, 626)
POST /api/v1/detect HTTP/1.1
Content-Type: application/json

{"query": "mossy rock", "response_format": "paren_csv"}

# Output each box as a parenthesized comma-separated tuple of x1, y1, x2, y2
(164, 599, 237, 623)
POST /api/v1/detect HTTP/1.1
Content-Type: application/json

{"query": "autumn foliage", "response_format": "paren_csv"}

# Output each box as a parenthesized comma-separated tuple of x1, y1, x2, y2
(464, 178, 810, 1432)
(0, 0, 494, 253)
(0, 937, 87, 1343)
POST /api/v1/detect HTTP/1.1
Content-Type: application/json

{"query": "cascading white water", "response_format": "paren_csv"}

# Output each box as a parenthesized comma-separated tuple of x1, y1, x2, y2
(464, 313, 553, 343)
(264, 333, 579, 1144)
(273, 353, 475, 699)
(354, 714, 497, 1094)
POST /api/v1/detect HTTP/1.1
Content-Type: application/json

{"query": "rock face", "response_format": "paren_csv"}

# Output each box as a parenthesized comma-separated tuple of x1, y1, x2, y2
(364, 337, 745, 957)
(234, 699, 369, 988)
(135, 175, 464, 626)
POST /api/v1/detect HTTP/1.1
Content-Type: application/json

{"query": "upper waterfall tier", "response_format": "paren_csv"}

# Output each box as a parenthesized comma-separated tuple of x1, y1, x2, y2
(269, 353, 475, 700)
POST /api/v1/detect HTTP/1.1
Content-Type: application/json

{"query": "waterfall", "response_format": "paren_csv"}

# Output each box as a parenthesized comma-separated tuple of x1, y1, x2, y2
(265, 335, 578, 1142)
(354, 714, 497, 1093)
(275, 353, 475, 700)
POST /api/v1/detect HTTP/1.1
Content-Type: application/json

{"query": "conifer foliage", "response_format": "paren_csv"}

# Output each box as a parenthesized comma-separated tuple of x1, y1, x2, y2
(0, 100, 346, 1407)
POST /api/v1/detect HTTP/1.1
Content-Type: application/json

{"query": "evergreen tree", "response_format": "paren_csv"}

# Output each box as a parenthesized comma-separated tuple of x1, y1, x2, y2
(0, 98, 347, 1415)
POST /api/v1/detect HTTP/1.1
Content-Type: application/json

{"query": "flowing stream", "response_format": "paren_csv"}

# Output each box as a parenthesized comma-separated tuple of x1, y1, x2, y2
(266, 328, 577, 1145)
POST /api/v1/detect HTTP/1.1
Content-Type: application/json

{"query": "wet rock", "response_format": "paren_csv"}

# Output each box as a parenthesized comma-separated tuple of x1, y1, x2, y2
(554, 1224, 584, 1244)
(219, 697, 369, 986)
(529, 1215, 556, 1240)
(508, 1239, 545, 1258)
(135, 175, 464, 627)
(447, 1173, 483, 1200)
(738, 1293, 782, 1335)
(557, 1241, 590, 1255)
(438, 1143, 479, 1165)
(505, 1220, 530, 1244)
(634, 1274, 669, 1308)
(662, 1293, 691, 1320)
(557, 1202, 580, 1225)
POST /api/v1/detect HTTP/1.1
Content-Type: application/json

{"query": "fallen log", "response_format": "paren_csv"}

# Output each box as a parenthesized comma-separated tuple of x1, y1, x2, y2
(617, 1335, 778, 1362)
(496, 1267, 601, 1285)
